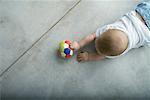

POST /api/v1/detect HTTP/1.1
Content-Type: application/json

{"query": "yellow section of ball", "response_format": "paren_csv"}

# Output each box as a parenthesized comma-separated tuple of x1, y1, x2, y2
(59, 41, 65, 52)
(61, 52, 66, 58)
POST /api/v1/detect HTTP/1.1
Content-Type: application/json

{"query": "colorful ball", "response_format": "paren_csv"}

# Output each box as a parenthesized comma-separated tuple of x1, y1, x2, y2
(59, 40, 73, 59)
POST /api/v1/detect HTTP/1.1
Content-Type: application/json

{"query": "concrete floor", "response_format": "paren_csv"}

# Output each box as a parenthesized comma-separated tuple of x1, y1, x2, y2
(1, 0, 150, 99)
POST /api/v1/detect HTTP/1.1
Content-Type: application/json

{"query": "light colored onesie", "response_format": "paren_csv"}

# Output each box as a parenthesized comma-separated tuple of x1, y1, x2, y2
(96, 11, 150, 58)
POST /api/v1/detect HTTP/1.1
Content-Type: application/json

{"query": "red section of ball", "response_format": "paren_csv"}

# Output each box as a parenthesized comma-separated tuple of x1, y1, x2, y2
(65, 40, 71, 45)
(65, 54, 71, 59)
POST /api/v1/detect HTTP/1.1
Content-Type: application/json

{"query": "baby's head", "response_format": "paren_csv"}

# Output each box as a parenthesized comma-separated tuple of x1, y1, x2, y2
(95, 29, 128, 56)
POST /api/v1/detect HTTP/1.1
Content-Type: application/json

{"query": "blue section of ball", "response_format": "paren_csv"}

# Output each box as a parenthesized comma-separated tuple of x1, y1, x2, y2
(64, 48, 70, 55)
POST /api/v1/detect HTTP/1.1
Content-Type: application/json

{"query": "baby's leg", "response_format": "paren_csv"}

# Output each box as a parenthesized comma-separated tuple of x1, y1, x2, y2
(135, 1, 150, 30)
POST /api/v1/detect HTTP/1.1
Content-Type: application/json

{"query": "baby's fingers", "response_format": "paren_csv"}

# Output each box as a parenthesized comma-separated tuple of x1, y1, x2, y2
(77, 52, 84, 56)
(77, 58, 82, 62)
(77, 56, 83, 62)
(77, 55, 81, 59)
(70, 44, 74, 50)
(77, 54, 82, 58)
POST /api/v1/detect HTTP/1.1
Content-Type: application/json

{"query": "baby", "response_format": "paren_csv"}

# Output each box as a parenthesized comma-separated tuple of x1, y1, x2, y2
(70, 1, 150, 62)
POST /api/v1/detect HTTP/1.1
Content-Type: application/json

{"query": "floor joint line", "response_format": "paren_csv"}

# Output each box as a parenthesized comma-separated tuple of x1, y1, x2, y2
(0, 0, 81, 78)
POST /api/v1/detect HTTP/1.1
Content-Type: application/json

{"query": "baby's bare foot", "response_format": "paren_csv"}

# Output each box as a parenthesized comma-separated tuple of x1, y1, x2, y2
(77, 51, 88, 62)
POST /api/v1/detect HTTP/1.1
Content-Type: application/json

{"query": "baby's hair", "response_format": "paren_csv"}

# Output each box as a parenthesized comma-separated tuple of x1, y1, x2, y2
(96, 29, 127, 56)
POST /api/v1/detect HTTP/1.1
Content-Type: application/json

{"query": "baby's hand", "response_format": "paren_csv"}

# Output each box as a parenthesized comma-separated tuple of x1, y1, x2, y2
(70, 41, 80, 51)
(77, 51, 88, 62)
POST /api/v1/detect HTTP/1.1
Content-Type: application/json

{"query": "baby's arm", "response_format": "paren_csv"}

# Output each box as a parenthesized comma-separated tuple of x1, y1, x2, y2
(77, 52, 105, 62)
(71, 33, 96, 50)
(78, 33, 96, 49)
(71, 33, 106, 62)
(88, 53, 105, 61)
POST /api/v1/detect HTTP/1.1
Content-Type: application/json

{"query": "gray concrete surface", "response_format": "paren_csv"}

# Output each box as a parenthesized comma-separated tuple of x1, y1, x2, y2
(1, 0, 150, 99)
(0, 0, 79, 75)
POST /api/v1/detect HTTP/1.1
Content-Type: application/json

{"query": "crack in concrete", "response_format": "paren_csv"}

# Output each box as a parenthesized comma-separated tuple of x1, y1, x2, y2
(0, 0, 81, 78)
